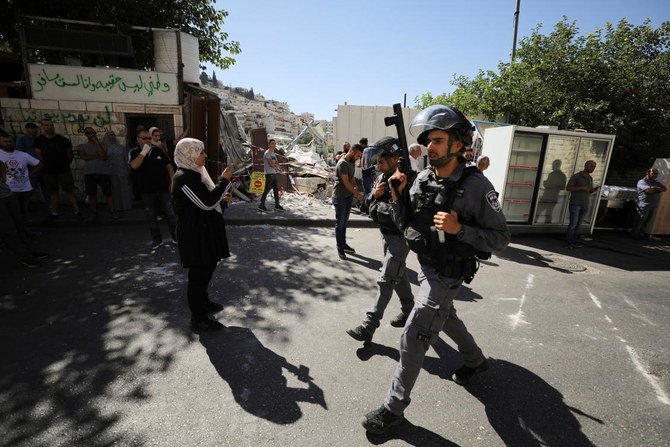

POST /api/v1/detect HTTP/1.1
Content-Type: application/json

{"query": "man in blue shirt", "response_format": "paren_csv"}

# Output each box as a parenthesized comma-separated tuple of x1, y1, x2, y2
(631, 167, 666, 239)
(15, 122, 39, 157)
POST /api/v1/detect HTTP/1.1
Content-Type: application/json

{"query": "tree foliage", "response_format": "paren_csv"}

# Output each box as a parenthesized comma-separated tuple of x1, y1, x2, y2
(0, 0, 240, 70)
(417, 18, 670, 175)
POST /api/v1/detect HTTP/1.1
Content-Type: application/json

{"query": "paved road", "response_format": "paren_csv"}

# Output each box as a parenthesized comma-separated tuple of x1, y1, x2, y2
(1, 221, 669, 446)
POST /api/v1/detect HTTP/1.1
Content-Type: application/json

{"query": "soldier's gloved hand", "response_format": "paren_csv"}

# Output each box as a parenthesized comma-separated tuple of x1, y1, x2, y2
(140, 144, 152, 157)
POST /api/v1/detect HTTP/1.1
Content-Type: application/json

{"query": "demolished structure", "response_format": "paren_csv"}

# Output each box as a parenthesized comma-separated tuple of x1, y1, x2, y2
(218, 116, 335, 198)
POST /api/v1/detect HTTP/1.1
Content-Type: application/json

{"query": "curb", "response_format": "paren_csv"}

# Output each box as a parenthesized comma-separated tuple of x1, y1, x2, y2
(28, 217, 379, 229)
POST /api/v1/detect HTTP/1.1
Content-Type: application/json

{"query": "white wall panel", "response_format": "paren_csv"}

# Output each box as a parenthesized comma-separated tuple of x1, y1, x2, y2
(335, 104, 419, 148)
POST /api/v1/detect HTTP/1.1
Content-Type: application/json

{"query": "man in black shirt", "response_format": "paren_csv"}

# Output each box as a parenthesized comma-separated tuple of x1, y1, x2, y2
(129, 129, 177, 249)
(33, 118, 82, 220)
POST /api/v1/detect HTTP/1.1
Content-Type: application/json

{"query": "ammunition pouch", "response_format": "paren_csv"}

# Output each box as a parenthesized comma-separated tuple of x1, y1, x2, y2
(369, 200, 396, 231)
(434, 254, 479, 284)
(404, 223, 431, 254)
(410, 227, 480, 283)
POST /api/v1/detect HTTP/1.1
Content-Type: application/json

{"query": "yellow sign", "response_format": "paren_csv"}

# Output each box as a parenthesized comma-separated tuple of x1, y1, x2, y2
(249, 171, 266, 194)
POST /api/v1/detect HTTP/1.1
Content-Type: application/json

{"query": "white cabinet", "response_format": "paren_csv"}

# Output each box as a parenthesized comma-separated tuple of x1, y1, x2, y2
(482, 126, 615, 231)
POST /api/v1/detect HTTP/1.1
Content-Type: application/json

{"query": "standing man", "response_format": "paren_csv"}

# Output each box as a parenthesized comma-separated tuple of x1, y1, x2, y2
(16, 122, 48, 205)
(631, 167, 666, 239)
(332, 143, 365, 260)
(258, 139, 284, 211)
(77, 127, 115, 221)
(0, 160, 47, 268)
(129, 129, 177, 249)
(361, 105, 510, 435)
(347, 137, 415, 342)
(0, 133, 41, 218)
(408, 143, 428, 172)
(360, 137, 374, 213)
(15, 122, 39, 157)
(335, 141, 350, 162)
(463, 147, 476, 167)
(565, 160, 599, 247)
(33, 118, 82, 220)
(477, 155, 490, 173)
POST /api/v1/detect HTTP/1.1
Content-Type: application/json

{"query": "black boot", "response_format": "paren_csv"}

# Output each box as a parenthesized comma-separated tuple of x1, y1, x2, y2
(191, 317, 223, 333)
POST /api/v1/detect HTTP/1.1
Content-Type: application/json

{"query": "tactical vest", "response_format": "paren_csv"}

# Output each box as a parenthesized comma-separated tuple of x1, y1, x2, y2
(368, 174, 402, 234)
(404, 165, 483, 283)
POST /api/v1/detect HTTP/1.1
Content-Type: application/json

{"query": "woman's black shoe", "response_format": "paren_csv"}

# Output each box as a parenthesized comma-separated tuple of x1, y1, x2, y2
(206, 301, 224, 313)
(191, 318, 224, 333)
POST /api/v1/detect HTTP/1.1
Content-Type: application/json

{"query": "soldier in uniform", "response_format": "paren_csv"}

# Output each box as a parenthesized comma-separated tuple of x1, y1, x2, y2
(346, 137, 415, 343)
(362, 105, 511, 435)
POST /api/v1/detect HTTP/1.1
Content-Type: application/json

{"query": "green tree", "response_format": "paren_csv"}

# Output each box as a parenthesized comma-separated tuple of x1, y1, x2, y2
(211, 70, 218, 87)
(199, 71, 210, 85)
(0, 0, 241, 70)
(417, 18, 670, 175)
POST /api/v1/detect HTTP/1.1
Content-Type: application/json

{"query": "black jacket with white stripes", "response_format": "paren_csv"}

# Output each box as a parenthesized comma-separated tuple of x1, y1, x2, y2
(171, 168, 230, 267)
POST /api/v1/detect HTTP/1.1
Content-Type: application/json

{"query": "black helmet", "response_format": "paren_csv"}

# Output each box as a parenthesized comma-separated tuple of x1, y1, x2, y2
(410, 105, 473, 147)
(365, 136, 400, 167)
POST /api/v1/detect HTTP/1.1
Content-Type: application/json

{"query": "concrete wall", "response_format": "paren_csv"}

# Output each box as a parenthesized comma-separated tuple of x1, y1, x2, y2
(333, 105, 420, 151)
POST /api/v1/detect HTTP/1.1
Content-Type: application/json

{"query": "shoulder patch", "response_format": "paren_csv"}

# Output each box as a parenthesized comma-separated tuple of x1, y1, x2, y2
(486, 190, 502, 212)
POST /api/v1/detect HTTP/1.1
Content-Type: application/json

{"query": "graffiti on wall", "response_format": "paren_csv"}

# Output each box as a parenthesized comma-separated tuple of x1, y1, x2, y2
(3, 103, 116, 136)
(29, 64, 179, 105)
(34, 69, 171, 97)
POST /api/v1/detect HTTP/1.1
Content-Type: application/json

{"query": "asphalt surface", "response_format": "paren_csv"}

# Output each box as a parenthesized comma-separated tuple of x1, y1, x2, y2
(1, 194, 669, 446)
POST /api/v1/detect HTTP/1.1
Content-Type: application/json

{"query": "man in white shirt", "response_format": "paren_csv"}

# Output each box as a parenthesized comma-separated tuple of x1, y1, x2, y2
(408, 143, 428, 172)
(258, 139, 284, 211)
(0, 133, 41, 218)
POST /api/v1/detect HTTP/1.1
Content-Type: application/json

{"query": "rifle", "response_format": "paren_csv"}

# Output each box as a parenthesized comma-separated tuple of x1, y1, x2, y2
(384, 103, 412, 227)
(384, 103, 410, 176)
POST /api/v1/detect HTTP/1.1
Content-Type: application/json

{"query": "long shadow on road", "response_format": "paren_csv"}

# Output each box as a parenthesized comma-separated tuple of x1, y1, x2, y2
(356, 339, 599, 446)
(462, 357, 600, 446)
(199, 326, 327, 424)
(502, 232, 670, 272)
(0, 224, 350, 445)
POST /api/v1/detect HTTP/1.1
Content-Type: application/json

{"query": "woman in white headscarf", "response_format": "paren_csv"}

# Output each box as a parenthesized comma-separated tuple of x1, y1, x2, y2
(102, 131, 133, 211)
(148, 126, 166, 150)
(172, 138, 233, 332)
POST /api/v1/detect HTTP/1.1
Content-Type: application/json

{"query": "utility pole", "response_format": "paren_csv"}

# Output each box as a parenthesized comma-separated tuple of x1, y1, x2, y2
(506, 0, 521, 124)
(511, 0, 521, 61)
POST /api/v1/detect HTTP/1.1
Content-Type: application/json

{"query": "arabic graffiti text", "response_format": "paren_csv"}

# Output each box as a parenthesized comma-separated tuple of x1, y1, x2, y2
(2, 103, 118, 136)
(34, 68, 172, 98)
